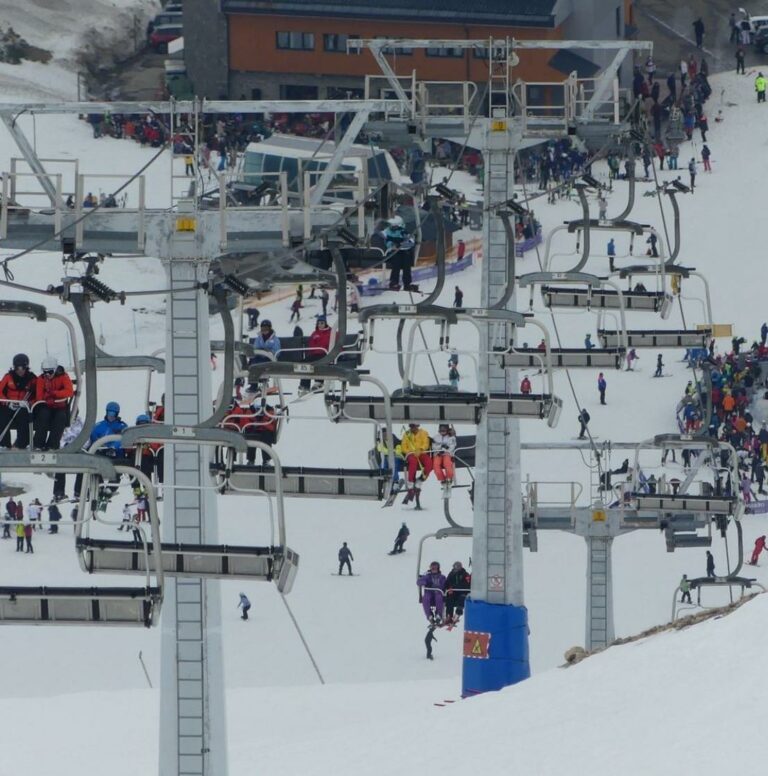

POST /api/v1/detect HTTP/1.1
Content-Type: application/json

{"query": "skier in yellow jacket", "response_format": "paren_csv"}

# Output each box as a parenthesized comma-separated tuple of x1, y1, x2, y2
(401, 422, 432, 505)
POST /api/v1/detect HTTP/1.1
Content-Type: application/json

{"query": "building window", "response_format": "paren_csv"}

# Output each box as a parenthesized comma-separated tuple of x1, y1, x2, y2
(426, 46, 464, 58)
(276, 31, 315, 51)
(280, 84, 319, 100)
(325, 33, 360, 52)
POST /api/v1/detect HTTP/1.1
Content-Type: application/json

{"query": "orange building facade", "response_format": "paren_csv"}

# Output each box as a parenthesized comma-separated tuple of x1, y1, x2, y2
(183, 0, 635, 102)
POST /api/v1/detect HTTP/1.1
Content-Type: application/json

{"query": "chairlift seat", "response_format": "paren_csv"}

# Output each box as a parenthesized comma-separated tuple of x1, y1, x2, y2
(222, 464, 386, 500)
(598, 329, 711, 349)
(542, 286, 673, 315)
(275, 334, 362, 367)
(487, 393, 562, 427)
(76, 538, 298, 591)
(665, 530, 712, 550)
(328, 392, 484, 424)
(0, 586, 160, 627)
(497, 347, 625, 370)
(634, 493, 736, 515)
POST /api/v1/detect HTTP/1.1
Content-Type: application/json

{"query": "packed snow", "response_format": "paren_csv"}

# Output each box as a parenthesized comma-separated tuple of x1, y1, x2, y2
(0, 8, 766, 772)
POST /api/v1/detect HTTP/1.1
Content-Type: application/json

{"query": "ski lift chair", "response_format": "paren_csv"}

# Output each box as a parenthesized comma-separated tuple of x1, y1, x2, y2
(0, 452, 163, 626)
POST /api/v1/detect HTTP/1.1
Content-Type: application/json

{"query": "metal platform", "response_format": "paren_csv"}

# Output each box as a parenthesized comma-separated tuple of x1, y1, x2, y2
(0, 586, 161, 627)
(497, 347, 625, 370)
(542, 286, 673, 315)
(218, 464, 387, 501)
(598, 329, 711, 349)
(76, 539, 298, 593)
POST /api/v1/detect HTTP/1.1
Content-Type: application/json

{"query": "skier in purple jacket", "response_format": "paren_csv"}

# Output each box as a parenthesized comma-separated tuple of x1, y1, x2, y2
(418, 561, 447, 623)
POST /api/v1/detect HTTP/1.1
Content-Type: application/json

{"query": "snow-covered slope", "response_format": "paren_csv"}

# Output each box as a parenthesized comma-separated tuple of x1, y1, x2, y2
(0, 51, 764, 775)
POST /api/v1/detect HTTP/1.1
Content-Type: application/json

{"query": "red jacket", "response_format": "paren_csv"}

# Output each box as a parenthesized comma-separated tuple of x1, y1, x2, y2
(0, 369, 36, 402)
(307, 326, 332, 358)
(34, 368, 74, 408)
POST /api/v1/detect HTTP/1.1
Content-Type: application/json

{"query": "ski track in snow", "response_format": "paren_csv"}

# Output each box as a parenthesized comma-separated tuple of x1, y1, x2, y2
(0, 22, 765, 773)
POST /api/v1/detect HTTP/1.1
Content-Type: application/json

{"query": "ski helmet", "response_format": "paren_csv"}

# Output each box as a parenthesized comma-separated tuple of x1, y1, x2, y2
(41, 356, 58, 372)
(429, 561, 441, 571)
(105, 401, 120, 415)
(260, 319, 272, 328)
(389, 215, 405, 228)
(12, 353, 29, 368)
(438, 423, 450, 432)
(135, 413, 151, 425)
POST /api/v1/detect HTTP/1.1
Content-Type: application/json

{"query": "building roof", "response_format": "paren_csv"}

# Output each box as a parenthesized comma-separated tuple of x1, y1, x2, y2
(221, 0, 557, 27)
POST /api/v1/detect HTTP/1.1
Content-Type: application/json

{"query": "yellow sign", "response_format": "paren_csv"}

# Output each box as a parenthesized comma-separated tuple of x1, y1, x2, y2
(491, 119, 507, 132)
(592, 509, 606, 522)
(700, 323, 733, 338)
(176, 217, 196, 233)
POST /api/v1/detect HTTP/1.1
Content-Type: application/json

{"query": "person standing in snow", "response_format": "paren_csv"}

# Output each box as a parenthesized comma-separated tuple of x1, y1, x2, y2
(688, 158, 697, 191)
(706, 550, 716, 578)
(679, 574, 692, 604)
(425, 625, 437, 660)
(654, 354, 664, 377)
(453, 285, 463, 308)
(577, 408, 590, 439)
(338, 542, 354, 575)
(597, 373, 607, 405)
(692, 17, 704, 48)
(607, 238, 616, 272)
(756, 73, 767, 103)
(626, 348, 639, 371)
(701, 145, 712, 173)
(238, 593, 251, 620)
(736, 47, 745, 76)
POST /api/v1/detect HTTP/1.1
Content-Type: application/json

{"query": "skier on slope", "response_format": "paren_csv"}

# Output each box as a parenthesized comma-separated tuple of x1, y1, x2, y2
(749, 535, 767, 566)
(654, 354, 664, 377)
(425, 625, 438, 660)
(418, 561, 447, 624)
(401, 422, 432, 507)
(390, 523, 410, 555)
(238, 593, 251, 620)
(338, 542, 354, 575)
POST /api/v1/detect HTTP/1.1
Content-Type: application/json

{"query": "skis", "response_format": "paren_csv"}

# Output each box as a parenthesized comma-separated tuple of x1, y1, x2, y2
(331, 572, 359, 576)
(381, 479, 406, 508)
(387, 548, 406, 556)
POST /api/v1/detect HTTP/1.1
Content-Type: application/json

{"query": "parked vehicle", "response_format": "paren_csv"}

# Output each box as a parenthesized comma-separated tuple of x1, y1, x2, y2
(149, 24, 182, 53)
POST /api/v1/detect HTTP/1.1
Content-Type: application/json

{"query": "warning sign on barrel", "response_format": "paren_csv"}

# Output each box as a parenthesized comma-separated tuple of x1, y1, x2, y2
(463, 631, 491, 659)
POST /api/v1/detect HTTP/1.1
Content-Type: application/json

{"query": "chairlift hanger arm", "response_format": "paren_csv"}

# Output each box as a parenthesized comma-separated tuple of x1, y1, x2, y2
(662, 188, 681, 266)
(200, 287, 236, 428)
(63, 293, 97, 452)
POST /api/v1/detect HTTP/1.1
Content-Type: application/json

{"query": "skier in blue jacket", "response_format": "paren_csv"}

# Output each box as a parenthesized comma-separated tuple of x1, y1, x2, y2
(238, 593, 251, 620)
(87, 401, 128, 451)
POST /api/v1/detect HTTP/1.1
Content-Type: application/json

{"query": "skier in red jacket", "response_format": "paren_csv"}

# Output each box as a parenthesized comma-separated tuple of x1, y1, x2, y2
(749, 535, 766, 566)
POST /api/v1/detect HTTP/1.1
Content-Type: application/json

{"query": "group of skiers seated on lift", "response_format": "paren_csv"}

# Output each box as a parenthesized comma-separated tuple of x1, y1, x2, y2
(418, 559, 472, 640)
(377, 421, 458, 508)
(0, 353, 75, 451)
(0, 352, 164, 502)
